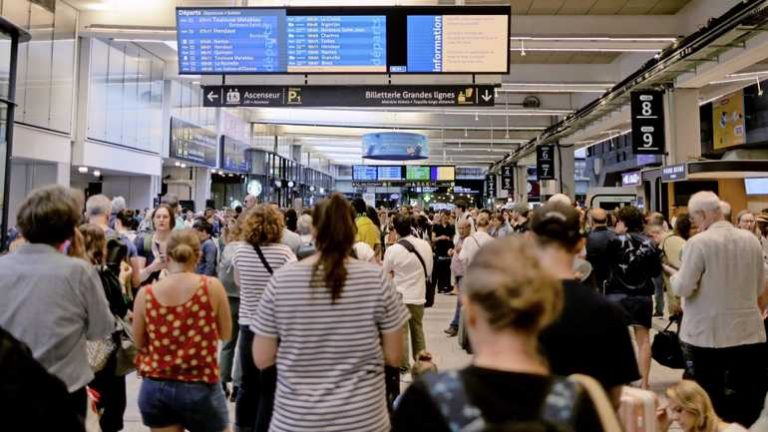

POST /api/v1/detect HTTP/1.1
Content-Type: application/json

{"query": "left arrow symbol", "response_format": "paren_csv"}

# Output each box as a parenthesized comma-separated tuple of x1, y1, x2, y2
(207, 91, 219, 103)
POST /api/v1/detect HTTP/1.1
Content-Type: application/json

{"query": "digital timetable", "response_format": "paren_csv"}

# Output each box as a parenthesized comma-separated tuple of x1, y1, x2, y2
(176, 6, 509, 75)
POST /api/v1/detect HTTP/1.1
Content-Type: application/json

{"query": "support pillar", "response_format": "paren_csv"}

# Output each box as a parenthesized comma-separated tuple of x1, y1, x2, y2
(193, 167, 211, 211)
(665, 88, 701, 165)
(556, 143, 576, 199)
(513, 165, 528, 204)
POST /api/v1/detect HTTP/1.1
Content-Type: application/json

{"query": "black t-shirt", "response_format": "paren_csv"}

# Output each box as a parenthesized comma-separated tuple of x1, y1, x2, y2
(539, 280, 641, 391)
(432, 223, 456, 257)
(392, 366, 603, 431)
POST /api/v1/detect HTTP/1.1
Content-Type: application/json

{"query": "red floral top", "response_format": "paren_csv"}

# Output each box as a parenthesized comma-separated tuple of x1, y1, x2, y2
(137, 276, 220, 384)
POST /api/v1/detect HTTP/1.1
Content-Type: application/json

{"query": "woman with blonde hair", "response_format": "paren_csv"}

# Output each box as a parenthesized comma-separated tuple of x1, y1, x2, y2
(393, 235, 620, 431)
(659, 380, 748, 431)
(133, 229, 232, 432)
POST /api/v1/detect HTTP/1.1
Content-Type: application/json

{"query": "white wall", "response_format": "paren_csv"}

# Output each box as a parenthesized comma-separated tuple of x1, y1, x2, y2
(12, 124, 71, 163)
(7, 161, 58, 227)
(102, 176, 156, 210)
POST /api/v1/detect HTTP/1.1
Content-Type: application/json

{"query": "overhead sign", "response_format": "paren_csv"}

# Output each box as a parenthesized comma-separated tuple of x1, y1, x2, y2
(501, 165, 513, 191)
(363, 132, 428, 160)
(536, 144, 555, 181)
(621, 170, 642, 187)
(176, 6, 510, 75)
(170, 117, 218, 167)
(221, 136, 252, 173)
(631, 90, 666, 155)
(485, 174, 497, 198)
(713, 89, 746, 150)
(202, 85, 495, 108)
(662, 163, 687, 182)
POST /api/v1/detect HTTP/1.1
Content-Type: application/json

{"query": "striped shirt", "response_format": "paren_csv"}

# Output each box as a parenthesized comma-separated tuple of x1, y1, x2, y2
(233, 243, 296, 327)
(252, 259, 410, 432)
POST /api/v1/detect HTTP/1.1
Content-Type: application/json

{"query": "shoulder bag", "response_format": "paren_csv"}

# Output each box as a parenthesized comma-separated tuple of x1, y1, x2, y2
(651, 316, 685, 369)
(398, 239, 434, 308)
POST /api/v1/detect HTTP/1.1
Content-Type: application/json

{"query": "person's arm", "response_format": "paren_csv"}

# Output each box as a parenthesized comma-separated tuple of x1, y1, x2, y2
(252, 277, 280, 369)
(382, 247, 395, 278)
(132, 288, 148, 350)
(208, 278, 232, 341)
(80, 266, 115, 341)
(376, 272, 410, 367)
(253, 335, 278, 370)
(671, 241, 704, 299)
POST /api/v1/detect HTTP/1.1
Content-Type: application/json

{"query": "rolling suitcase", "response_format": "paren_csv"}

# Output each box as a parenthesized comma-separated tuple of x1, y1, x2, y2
(619, 386, 658, 432)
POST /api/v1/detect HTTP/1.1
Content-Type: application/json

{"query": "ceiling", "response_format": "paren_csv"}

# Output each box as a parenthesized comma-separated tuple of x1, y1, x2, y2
(510, 0, 693, 15)
(70, 0, 723, 167)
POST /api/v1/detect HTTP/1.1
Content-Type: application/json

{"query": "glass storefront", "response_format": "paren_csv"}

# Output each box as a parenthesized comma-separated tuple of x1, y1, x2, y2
(0, 18, 30, 250)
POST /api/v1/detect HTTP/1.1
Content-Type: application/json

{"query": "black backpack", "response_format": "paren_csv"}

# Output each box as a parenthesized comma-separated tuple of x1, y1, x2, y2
(608, 233, 662, 296)
(423, 371, 583, 432)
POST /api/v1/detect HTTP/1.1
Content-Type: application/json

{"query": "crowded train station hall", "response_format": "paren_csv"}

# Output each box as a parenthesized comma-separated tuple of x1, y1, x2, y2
(2, 0, 768, 431)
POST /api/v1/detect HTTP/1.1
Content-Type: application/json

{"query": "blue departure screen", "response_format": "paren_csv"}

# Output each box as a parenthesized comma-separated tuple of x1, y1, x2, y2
(407, 16, 442, 73)
(286, 16, 386, 72)
(177, 9, 386, 74)
(353, 165, 378, 182)
(377, 166, 403, 181)
(177, 9, 285, 73)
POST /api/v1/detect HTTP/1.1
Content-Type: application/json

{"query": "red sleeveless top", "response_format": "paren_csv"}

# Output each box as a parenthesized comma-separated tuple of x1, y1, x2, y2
(137, 276, 220, 384)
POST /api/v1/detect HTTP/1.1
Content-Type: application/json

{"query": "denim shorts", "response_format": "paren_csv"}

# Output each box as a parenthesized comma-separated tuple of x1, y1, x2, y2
(138, 378, 229, 431)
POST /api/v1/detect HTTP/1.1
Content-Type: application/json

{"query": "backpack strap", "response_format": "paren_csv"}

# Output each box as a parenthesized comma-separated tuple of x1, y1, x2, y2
(253, 244, 274, 275)
(423, 371, 581, 431)
(398, 239, 429, 281)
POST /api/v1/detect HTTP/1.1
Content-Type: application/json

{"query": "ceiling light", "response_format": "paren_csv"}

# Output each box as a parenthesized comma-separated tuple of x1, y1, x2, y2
(520, 39, 526, 57)
(174, 161, 181, 167)
(78, 166, 88, 174)
(93, 170, 101, 177)
(180, 163, 187, 168)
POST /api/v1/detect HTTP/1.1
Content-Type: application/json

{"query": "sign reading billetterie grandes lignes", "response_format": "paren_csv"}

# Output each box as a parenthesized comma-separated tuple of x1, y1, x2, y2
(201, 85, 495, 108)
(631, 90, 666, 155)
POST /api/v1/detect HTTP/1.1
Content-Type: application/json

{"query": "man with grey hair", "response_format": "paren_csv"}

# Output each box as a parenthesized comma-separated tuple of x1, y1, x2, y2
(244, 194, 257, 211)
(547, 193, 572, 206)
(720, 200, 732, 224)
(671, 191, 767, 425)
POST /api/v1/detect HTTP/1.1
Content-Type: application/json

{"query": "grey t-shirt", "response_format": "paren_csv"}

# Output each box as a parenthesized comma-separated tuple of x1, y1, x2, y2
(281, 228, 302, 255)
(0, 244, 114, 392)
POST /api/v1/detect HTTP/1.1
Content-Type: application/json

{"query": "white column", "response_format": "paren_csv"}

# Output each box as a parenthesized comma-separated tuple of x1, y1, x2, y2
(665, 88, 701, 165)
(193, 167, 211, 211)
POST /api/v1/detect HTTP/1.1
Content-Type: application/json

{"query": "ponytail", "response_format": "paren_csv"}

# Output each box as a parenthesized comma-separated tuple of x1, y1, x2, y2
(312, 193, 355, 303)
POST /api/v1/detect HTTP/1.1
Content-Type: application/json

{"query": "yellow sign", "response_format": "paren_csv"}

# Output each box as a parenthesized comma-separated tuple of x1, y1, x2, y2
(457, 87, 474, 105)
(287, 87, 303, 105)
(713, 89, 746, 150)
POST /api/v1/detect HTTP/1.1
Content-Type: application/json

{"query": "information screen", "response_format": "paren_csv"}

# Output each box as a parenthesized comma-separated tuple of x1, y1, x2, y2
(431, 166, 455, 181)
(176, 6, 509, 74)
(745, 178, 768, 195)
(353, 165, 378, 182)
(377, 166, 403, 181)
(406, 166, 430, 181)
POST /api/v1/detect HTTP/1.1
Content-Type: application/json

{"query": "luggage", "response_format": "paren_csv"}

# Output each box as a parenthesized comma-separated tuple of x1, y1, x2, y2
(652, 317, 685, 369)
(618, 386, 658, 432)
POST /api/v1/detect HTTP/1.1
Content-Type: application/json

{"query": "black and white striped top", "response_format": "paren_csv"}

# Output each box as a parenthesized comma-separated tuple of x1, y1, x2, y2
(233, 243, 296, 327)
(251, 259, 410, 432)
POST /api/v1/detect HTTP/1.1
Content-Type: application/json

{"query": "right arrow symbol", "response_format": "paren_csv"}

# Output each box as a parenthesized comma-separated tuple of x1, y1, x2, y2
(207, 91, 219, 103)
(481, 89, 493, 102)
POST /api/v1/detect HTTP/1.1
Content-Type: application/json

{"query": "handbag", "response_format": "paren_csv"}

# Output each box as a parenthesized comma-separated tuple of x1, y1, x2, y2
(651, 317, 685, 369)
(114, 316, 138, 376)
(86, 337, 116, 373)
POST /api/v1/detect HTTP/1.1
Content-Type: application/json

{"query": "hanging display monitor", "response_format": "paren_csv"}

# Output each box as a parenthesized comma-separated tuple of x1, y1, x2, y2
(170, 117, 218, 167)
(176, 6, 509, 74)
(430, 166, 455, 182)
(352, 165, 378, 182)
(377, 166, 403, 181)
(406, 166, 430, 181)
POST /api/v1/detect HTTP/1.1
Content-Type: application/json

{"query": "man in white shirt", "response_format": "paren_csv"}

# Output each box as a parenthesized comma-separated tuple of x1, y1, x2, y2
(671, 191, 767, 426)
(459, 212, 494, 267)
(383, 214, 433, 371)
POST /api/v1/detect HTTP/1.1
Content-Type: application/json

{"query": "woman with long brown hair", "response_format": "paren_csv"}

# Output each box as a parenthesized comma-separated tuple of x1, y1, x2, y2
(251, 193, 408, 432)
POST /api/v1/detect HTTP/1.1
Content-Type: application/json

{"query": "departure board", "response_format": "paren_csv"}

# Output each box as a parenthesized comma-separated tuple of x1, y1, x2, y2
(378, 166, 403, 181)
(406, 166, 430, 181)
(176, 6, 509, 75)
(353, 165, 378, 182)
(286, 16, 386, 72)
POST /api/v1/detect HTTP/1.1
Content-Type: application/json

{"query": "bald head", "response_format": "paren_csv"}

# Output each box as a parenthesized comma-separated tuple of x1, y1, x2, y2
(590, 208, 608, 226)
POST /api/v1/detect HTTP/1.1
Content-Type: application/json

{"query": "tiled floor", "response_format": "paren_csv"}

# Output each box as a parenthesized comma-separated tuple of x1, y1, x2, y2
(121, 292, 682, 431)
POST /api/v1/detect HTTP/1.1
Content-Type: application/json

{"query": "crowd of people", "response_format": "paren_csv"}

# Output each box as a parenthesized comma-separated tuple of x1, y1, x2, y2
(1, 185, 768, 431)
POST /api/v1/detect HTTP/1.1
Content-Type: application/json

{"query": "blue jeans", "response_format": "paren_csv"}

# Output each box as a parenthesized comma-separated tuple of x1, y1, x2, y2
(138, 379, 229, 431)
(449, 276, 463, 329)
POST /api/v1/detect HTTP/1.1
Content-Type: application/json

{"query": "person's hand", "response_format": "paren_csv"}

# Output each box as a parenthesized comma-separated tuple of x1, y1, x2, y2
(119, 261, 133, 286)
(148, 258, 166, 273)
(669, 303, 683, 317)
(448, 249, 454, 256)
(656, 403, 672, 431)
